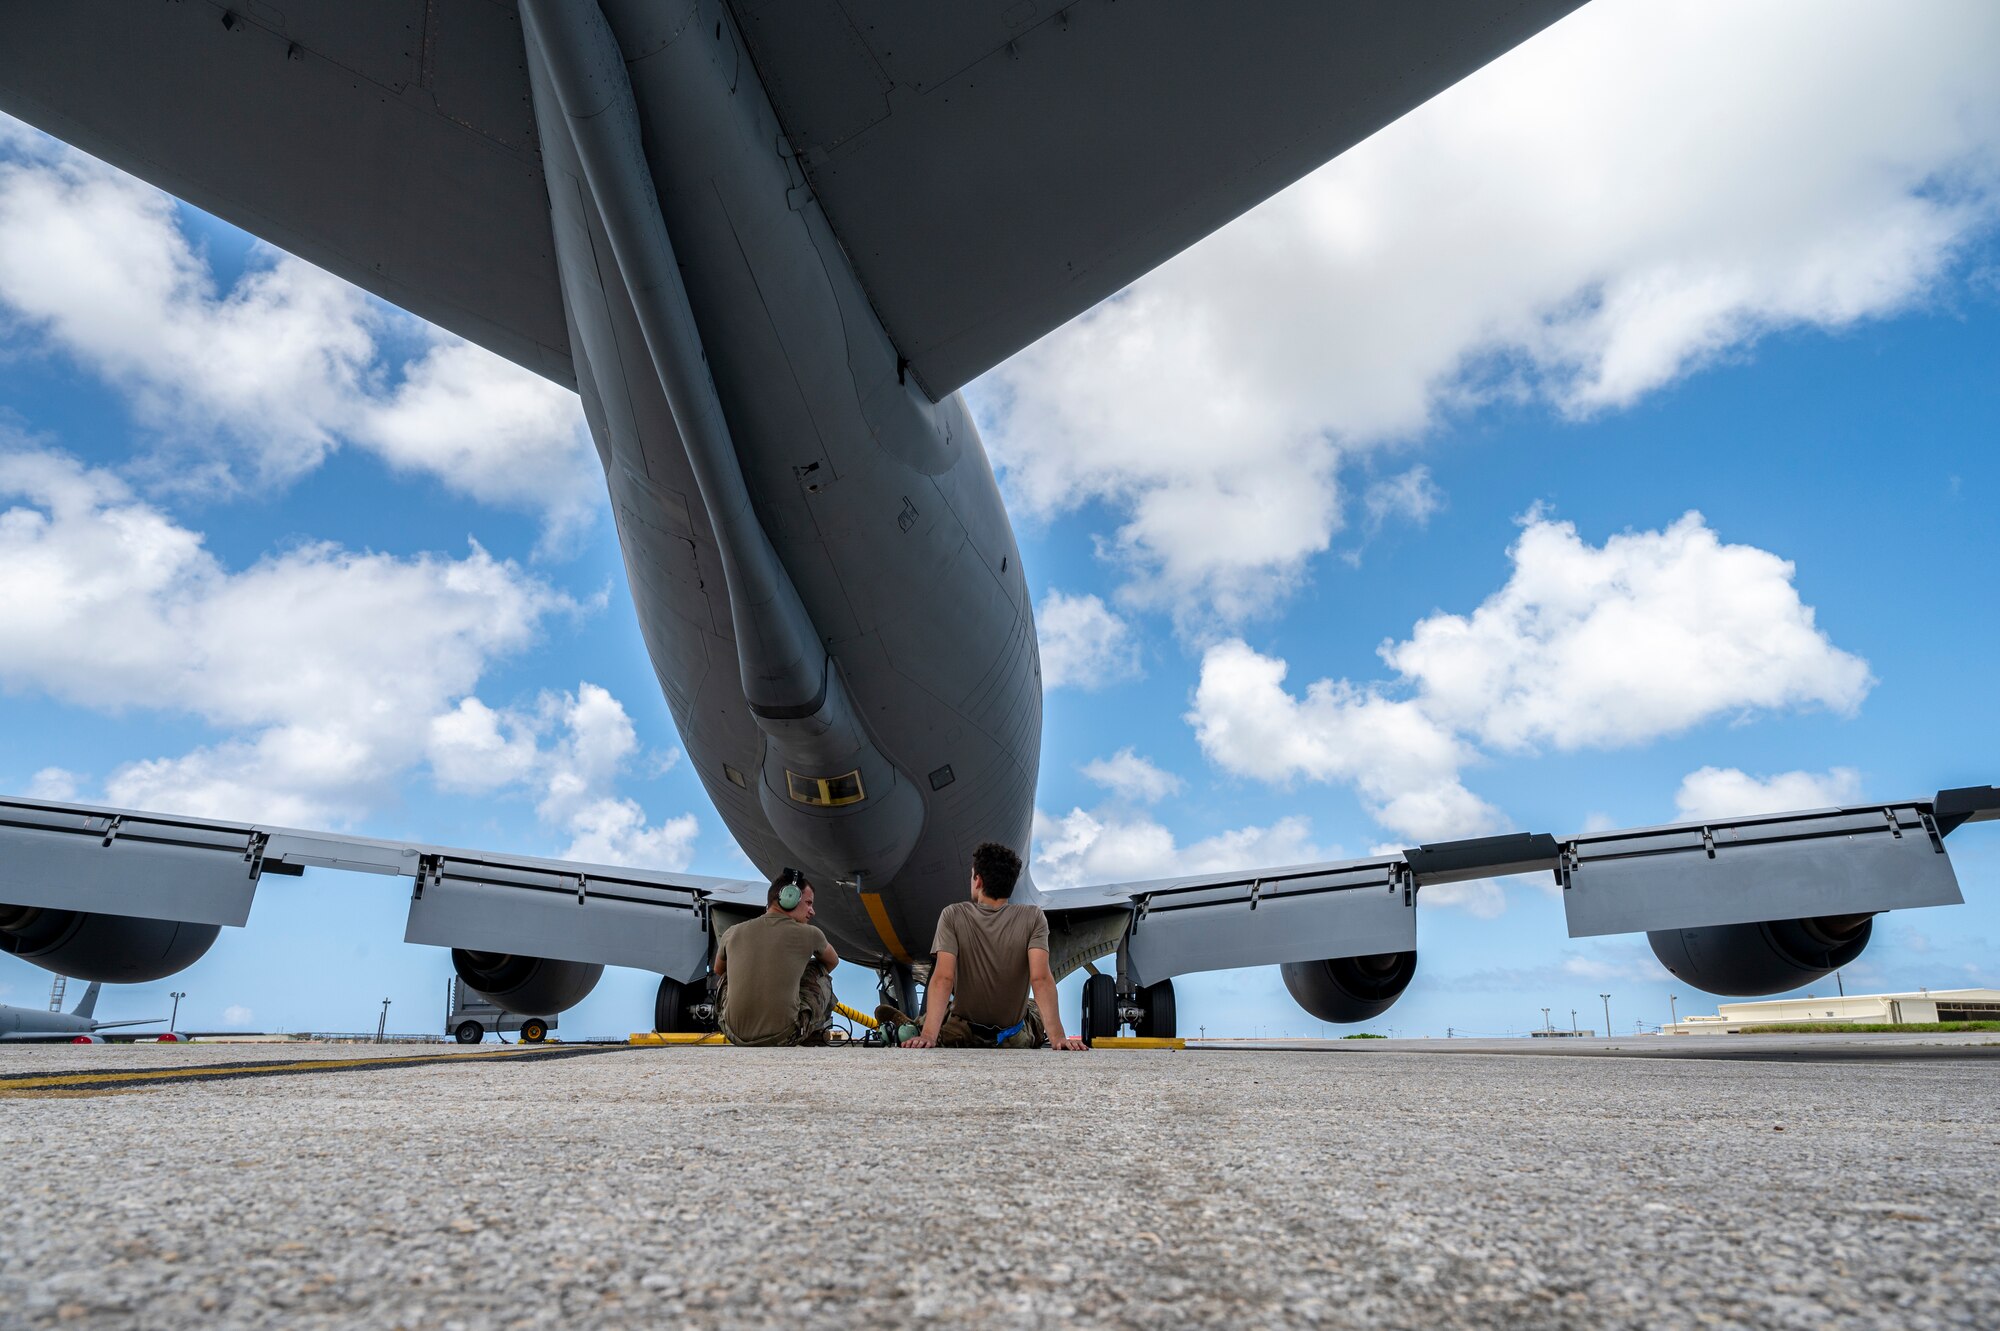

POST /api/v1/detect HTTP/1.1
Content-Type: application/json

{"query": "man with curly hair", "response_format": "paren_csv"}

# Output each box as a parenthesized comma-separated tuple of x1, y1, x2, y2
(889, 842, 1088, 1050)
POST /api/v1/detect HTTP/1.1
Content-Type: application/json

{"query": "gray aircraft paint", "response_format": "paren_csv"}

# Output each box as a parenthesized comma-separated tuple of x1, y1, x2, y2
(0, 983, 165, 1043)
(520, 0, 1040, 966)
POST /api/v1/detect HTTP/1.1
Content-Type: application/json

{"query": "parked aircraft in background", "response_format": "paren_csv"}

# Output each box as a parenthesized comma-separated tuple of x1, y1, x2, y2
(0, 2, 1992, 1040)
(0, 982, 164, 1044)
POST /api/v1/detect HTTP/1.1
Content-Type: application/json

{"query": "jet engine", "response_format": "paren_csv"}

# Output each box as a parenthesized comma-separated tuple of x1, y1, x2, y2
(1647, 914, 1872, 997)
(451, 949, 603, 1015)
(0, 904, 219, 983)
(1280, 950, 1417, 1023)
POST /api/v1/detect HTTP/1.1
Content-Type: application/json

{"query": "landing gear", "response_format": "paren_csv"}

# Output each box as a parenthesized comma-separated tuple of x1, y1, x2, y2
(1082, 973, 1119, 1043)
(519, 1017, 549, 1043)
(453, 1020, 484, 1044)
(878, 963, 920, 1020)
(1136, 979, 1177, 1039)
(654, 975, 717, 1033)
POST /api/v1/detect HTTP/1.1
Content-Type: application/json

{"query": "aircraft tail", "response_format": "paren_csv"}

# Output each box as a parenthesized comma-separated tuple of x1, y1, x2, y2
(70, 981, 101, 1020)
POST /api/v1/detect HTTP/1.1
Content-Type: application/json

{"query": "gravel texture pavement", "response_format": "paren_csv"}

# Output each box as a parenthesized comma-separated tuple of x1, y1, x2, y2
(2, 1041, 1996, 1329)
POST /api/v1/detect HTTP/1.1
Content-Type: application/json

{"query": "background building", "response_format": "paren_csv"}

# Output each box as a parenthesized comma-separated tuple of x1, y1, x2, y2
(1667, 988, 2000, 1033)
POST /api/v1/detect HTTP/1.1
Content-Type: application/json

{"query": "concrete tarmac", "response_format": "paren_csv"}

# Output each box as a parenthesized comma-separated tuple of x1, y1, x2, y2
(2, 1041, 1995, 1329)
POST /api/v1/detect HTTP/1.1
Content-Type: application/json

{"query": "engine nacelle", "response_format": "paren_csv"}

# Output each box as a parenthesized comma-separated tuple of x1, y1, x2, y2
(0, 904, 219, 983)
(1280, 951, 1417, 1024)
(451, 949, 603, 1015)
(1648, 914, 1873, 997)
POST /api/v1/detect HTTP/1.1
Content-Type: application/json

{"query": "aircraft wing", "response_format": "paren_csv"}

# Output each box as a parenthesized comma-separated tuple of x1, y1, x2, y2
(1037, 789, 1999, 985)
(0, 0, 1580, 397)
(0, 796, 766, 985)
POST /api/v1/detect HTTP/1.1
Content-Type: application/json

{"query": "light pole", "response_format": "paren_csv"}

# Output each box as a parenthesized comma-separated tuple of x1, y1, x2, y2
(1541, 1006, 1551, 1032)
(1599, 993, 1611, 1037)
(169, 991, 185, 1031)
(1669, 994, 1679, 1029)
(1570, 1008, 1578, 1033)
(1836, 970, 1845, 998)
(376, 998, 392, 1044)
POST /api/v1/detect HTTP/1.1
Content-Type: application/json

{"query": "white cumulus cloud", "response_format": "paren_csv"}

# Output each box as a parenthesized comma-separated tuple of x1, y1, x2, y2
(0, 444, 574, 825)
(428, 683, 697, 869)
(1079, 748, 1184, 804)
(1383, 510, 1872, 752)
(1036, 589, 1141, 690)
(1674, 765, 1865, 822)
(1033, 805, 1331, 891)
(1189, 511, 1870, 846)
(977, 0, 2000, 623)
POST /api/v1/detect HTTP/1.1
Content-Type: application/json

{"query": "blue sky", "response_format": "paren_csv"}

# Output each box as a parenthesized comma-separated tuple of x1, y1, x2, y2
(3, 2, 1997, 1038)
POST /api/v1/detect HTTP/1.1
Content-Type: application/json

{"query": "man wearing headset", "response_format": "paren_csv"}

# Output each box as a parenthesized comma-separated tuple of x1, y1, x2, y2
(714, 868, 841, 1046)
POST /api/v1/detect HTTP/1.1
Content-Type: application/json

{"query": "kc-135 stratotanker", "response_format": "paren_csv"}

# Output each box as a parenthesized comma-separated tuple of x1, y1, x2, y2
(0, 2, 1992, 1039)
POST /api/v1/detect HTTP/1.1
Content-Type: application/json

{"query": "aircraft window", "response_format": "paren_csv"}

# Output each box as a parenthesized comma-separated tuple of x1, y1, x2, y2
(786, 770, 866, 807)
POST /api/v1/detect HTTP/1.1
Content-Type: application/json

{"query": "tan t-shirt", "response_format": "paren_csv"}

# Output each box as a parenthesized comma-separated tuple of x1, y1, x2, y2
(717, 913, 829, 1047)
(932, 900, 1050, 1027)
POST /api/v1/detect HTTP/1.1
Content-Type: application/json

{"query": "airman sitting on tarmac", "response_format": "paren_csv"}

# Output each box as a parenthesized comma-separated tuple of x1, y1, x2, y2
(883, 841, 1089, 1050)
(714, 868, 840, 1047)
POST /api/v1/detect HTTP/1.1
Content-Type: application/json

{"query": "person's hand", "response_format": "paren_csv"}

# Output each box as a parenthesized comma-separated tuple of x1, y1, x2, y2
(901, 1032, 937, 1049)
(1049, 1035, 1089, 1051)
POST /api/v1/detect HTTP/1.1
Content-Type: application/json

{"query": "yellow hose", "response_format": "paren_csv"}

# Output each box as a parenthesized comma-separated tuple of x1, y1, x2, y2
(833, 1001, 880, 1031)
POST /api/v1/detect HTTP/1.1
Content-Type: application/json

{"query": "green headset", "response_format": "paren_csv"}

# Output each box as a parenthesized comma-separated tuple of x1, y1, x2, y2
(776, 867, 806, 912)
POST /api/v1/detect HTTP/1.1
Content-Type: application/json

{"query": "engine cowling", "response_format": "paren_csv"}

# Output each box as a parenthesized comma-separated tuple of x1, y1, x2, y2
(451, 949, 603, 1015)
(1280, 951, 1417, 1024)
(1648, 914, 1873, 997)
(0, 905, 219, 983)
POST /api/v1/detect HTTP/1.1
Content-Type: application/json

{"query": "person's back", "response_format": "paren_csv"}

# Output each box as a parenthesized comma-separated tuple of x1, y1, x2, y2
(715, 872, 839, 1047)
(893, 842, 1088, 1051)
(933, 898, 1043, 1029)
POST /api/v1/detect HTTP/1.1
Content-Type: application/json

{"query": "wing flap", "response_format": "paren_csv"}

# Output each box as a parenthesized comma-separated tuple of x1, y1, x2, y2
(1040, 791, 1984, 983)
(0, 795, 761, 979)
(1559, 803, 1963, 939)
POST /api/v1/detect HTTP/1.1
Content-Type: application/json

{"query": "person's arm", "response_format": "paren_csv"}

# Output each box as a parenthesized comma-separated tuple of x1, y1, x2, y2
(712, 936, 728, 977)
(1030, 948, 1087, 1050)
(903, 952, 955, 1048)
(817, 943, 839, 971)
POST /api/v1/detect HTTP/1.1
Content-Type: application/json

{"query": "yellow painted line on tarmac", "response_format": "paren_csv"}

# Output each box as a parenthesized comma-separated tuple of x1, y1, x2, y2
(0, 1044, 621, 1098)
(629, 1032, 727, 1045)
(1093, 1036, 1186, 1050)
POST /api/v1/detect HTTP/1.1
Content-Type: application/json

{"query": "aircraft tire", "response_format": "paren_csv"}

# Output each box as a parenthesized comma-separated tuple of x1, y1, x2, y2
(520, 1018, 549, 1043)
(454, 1020, 484, 1045)
(1136, 979, 1177, 1039)
(654, 976, 701, 1033)
(1081, 974, 1119, 1043)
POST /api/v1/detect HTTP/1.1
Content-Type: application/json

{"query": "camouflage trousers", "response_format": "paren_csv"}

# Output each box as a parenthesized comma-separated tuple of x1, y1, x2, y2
(719, 962, 835, 1047)
(883, 999, 1048, 1048)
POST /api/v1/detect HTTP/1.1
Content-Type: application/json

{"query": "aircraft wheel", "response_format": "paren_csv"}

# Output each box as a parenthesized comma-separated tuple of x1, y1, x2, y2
(654, 976, 705, 1033)
(519, 1018, 549, 1044)
(454, 1020, 484, 1045)
(1136, 979, 1177, 1039)
(1081, 974, 1119, 1043)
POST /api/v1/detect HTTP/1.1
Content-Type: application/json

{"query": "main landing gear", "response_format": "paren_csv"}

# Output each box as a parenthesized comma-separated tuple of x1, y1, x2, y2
(1081, 974, 1176, 1042)
(653, 974, 720, 1034)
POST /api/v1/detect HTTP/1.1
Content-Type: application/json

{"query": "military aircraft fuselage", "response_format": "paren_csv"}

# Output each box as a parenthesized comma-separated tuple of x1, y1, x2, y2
(524, 2, 1042, 970)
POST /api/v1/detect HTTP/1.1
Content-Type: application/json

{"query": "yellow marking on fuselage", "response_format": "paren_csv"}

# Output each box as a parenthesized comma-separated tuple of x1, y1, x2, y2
(859, 891, 913, 963)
